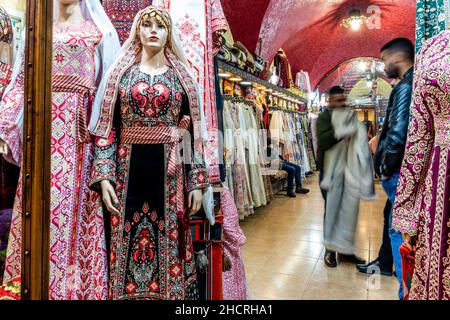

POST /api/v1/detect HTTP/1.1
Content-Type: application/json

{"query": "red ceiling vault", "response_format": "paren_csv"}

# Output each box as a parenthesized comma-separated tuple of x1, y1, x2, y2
(221, 0, 416, 88)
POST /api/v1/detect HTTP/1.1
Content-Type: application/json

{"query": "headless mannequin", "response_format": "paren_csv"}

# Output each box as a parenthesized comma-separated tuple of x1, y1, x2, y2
(54, 0, 85, 30)
(100, 16, 203, 216)
(0, 0, 85, 156)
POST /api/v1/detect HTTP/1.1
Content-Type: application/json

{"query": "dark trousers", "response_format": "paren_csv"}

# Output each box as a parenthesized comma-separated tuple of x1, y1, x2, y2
(377, 199, 394, 271)
(319, 170, 334, 255)
(319, 170, 327, 205)
(281, 161, 302, 192)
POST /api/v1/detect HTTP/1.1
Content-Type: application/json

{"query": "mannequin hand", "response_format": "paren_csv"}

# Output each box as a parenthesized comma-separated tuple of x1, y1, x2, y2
(188, 189, 203, 216)
(100, 180, 120, 215)
(0, 139, 8, 155)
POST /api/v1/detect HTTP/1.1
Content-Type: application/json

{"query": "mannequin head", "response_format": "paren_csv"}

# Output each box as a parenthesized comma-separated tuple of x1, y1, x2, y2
(138, 10, 169, 54)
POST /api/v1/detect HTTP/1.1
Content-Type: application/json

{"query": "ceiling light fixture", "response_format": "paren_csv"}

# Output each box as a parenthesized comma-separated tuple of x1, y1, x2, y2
(218, 72, 231, 78)
(240, 81, 252, 86)
(229, 77, 242, 82)
(340, 8, 368, 31)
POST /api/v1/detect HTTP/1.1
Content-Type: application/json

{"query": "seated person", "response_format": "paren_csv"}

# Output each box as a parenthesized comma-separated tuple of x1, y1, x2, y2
(267, 141, 310, 197)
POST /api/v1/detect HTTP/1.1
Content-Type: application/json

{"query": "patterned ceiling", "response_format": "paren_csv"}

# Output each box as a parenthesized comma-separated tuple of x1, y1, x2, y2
(221, 0, 416, 88)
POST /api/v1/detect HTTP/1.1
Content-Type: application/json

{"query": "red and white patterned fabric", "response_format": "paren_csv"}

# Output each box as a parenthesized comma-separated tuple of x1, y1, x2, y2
(102, 0, 154, 44)
(2, 21, 109, 300)
(221, 187, 247, 300)
(153, 0, 228, 184)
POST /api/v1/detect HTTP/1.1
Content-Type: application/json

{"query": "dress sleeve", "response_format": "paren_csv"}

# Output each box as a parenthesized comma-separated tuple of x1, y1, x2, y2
(0, 60, 25, 166)
(180, 92, 209, 193)
(392, 46, 434, 237)
(89, 97, 120, 192)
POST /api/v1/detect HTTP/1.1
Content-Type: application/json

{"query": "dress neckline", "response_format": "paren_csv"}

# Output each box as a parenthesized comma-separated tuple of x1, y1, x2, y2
(137, 65, 171, 77)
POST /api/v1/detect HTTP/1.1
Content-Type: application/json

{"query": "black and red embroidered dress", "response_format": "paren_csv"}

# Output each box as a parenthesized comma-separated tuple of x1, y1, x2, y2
(90, 64, 208, 300)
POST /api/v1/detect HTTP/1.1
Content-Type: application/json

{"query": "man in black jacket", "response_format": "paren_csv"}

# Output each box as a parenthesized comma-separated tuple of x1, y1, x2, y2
(370, 38, 414, 300)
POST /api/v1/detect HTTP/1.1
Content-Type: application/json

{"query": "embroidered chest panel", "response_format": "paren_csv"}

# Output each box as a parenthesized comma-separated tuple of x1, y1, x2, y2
(52, 20, 102, 80)
(118, 65, 184, 128)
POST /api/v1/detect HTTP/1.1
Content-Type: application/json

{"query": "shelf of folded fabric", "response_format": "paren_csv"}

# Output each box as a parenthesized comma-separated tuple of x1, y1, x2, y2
(218, 61, 308, 104)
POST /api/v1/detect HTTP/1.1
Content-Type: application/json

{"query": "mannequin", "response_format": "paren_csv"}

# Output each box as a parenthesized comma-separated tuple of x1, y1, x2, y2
(0, 5, 17, 287)
(89, 6, 209, 300)
(270, 49, 293, 88)
(0, 0, 120, 299)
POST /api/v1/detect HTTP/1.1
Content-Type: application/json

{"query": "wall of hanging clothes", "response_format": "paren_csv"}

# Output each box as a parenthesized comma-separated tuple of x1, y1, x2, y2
(268, 108, 316, 177)
(220, 94, 316, 220)
(222, 96, 273, 220)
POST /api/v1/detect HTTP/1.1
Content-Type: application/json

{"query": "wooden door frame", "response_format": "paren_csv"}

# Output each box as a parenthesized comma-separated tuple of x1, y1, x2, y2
(21, 0, 52, 300)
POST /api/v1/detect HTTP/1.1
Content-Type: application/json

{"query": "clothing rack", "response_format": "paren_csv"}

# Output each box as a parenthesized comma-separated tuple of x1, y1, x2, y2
(269, 106, 306, 115)
(222, 94, 256, 107)
(218, 61, 308, 103)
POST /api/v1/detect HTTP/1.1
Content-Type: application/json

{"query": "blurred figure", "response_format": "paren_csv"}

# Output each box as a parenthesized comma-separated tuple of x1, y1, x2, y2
(317, 86, 374, 268)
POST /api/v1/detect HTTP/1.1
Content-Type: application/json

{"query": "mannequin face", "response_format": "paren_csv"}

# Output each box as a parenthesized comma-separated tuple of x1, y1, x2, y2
(139, 15, 169, 52)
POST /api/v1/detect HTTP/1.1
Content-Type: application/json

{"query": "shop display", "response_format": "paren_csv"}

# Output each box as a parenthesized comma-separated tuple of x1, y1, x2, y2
(0, 0, 446, 303)
(270, 49, 293, 88)
(1, 0, 120, 299)
(89, 6, 209, 300)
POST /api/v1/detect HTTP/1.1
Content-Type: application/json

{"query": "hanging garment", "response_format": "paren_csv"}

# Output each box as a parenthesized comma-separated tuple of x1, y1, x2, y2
(272, 50, 292, 88)
(415, 0, 450, 52)
(294, 115, 308, 175)
(302, 115, 316, 171)
(221, 187, 247, 300)
(154, 0, 229, 184)
(287, 114, 302, 167)
(321, 108, 376, 254)
(103, 0, 154, 44)
(295, 70, 311, 94)
(281, 113, 295, 162)
(223, 101, 254, 219)
(1, 21, 117, 300)
(309, 113, 319, 160)
(233, 103, 254, 216)
(239, 105, 266, 208)
(392, 31, 450, 300)
(254, 105, 273, 203)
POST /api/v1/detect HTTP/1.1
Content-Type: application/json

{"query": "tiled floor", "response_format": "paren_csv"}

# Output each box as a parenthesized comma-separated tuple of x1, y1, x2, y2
(240, 173, 399, 300)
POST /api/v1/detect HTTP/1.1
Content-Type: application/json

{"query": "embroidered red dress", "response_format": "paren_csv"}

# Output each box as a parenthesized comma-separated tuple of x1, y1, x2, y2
(392, 30, 450, 300)
(90, 64, 208, 300)
(1, 21, 109, 300)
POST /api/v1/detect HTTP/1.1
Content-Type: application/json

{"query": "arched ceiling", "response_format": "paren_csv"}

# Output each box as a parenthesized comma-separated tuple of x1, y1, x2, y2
(221, 0, 416, 88)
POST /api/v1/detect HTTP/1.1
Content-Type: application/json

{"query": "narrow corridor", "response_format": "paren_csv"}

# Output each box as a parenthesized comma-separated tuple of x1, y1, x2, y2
(240, 174, 399, 300)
